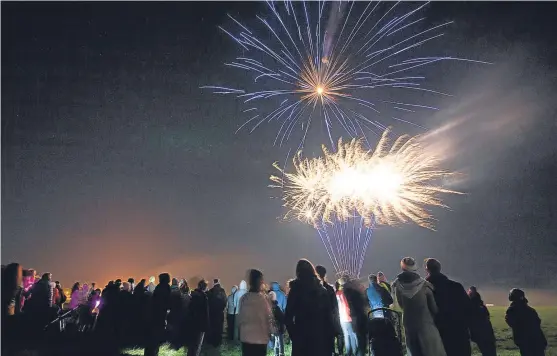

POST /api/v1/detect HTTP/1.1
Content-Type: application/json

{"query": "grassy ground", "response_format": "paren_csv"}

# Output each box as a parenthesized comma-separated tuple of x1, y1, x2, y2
(122, 306, 557, 356)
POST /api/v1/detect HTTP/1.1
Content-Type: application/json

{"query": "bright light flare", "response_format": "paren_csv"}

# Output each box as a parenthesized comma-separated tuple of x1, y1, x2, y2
(271, 129, 461, 229)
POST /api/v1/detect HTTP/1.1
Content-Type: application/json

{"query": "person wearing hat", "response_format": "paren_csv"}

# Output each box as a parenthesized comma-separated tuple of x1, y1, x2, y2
(392, 257, 446, 356)
(505, 288, 547, 356)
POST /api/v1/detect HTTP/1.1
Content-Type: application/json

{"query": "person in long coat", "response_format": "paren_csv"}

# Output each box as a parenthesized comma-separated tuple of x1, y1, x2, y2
(144, 273, 172, 356)
(424, 258, 472, 356)
(392, 257, 446, 356)
(206, 279, 228, 350)
(467, 286, 496, 356)
(285, 259, 335, 356)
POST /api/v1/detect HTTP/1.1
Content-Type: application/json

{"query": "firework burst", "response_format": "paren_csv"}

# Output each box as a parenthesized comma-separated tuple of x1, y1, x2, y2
(203, 1, 488, 148)
(270, 129, 461, 229)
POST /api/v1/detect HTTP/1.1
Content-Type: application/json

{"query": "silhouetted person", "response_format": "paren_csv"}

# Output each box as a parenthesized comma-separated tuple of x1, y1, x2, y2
(55, 281, 66, 309)
(315, 265, 339, 356)
(425, 258, 471, 356)
(505, 288, 547, 356)
(393, 257, 446, 356)
(128, 278, 135, 292)
(467, 286, 496, 356)
(285, 259, 335, 356)
(237, 269, 275, 356)
(206, 278, 227, 354)
(186, 279, 210, 356)
(144, 273, 172, 356)
(168, 278, 184, 349)
(2, 263, 23, 317)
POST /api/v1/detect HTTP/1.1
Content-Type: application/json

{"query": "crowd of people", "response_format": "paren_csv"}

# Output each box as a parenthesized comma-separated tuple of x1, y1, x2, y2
(1, 257, 549, 356)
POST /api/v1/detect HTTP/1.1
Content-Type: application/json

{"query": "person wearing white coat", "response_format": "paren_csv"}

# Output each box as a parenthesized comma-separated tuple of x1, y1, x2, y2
(233, 280, 248, 341)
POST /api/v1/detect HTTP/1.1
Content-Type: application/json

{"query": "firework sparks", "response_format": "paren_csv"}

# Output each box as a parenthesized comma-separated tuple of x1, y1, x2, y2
(203, 1, 488, 148)
(270, 129, 461, 229)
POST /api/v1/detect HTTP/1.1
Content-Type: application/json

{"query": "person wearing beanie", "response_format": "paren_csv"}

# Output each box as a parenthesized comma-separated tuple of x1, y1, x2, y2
(424, 258, 472, 356)
(392, 257, 446, 356)
(206, 277, 228, 352)
(377, 271, 391, 294)
(505, 289, 547, 356)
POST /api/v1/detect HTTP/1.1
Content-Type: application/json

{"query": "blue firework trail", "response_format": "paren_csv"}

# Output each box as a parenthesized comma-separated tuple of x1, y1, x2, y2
(202, 0, 488, 149)
(316, 213, 376, 278)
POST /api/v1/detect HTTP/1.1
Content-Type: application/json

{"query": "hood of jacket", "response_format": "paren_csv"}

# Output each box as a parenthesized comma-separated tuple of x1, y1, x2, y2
(395, 271, 426, 299)
(271, 282, 281, 291)
(239, 280, 247, 291)
(230, 286, 238, 294)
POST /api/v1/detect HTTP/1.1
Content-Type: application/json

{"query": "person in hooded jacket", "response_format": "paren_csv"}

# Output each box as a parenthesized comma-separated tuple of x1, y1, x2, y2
(226, 285, 238, 341)
(233, 280, 248, 341)
(367, 274, 393, 318)
(270, 282, 287, 312)
(144, 273, 172, 356)
(425, 258, 472, 356)
(285, 259, 335, 356)
(392, 257, 446, 356)
(186, 279, 210, 356)
(168, 278, 184, 349)
(505, 288, 547, 356)
(467, 286, 496, 356)
(206, 278, 228, 353)
(337, 278, 360, 356)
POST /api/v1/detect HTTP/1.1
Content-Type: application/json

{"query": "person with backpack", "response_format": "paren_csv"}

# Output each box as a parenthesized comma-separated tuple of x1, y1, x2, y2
(269, 291, 286, 356)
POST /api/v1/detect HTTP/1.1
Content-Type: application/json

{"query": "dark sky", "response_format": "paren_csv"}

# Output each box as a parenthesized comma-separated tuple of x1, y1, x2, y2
(2, 1, 557, 289)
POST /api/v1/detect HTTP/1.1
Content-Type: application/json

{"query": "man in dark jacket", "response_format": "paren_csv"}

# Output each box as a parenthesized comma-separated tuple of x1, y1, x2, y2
(144, 273, 172, 356)
(315, 265, 339, 356)
(186, 279, 210, 356)
(505, 288, 547, 356)
(206, 279, 227, 352)
(425, 258, 472, 356)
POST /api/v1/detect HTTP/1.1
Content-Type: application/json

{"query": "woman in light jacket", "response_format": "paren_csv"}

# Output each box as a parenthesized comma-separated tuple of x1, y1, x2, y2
(392, 257, 446, 356)
(237, 269, 276, 356)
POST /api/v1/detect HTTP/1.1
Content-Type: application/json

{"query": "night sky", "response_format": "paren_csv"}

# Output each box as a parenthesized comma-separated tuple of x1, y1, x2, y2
(2, 2, 557, 290)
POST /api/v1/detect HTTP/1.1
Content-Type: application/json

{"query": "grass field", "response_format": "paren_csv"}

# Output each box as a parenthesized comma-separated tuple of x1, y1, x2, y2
(122, 306, 557, 356)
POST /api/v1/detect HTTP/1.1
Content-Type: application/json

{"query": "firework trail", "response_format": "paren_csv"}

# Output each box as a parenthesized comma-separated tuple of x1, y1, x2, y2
(202, 1, 488, 149)
(270, 128, 461, 276)
(271, 128, 461, 228)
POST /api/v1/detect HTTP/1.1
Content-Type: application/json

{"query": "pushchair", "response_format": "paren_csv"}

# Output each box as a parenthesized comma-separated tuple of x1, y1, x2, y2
(367, 308, 403, 356)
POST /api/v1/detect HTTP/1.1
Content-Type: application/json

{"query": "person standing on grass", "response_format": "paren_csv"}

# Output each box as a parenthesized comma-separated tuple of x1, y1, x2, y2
(285, 259, 335, 356)
(237, 269, 276, 356)
(186, 279, 210, 356)
(367, 274, 393, 318)
(467, 286, 496, 356)
(424, 258, 472, 356)
(315, 265, 340, 356)
(226, 285, 238, 341)
(392, 257, 446, 356)
(505, 288, 547, 356)
(234, 279, 248, 341)
(206, 278, 228, 356)
(144, 273, 172, 356)
(269, 291, 286, 356)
